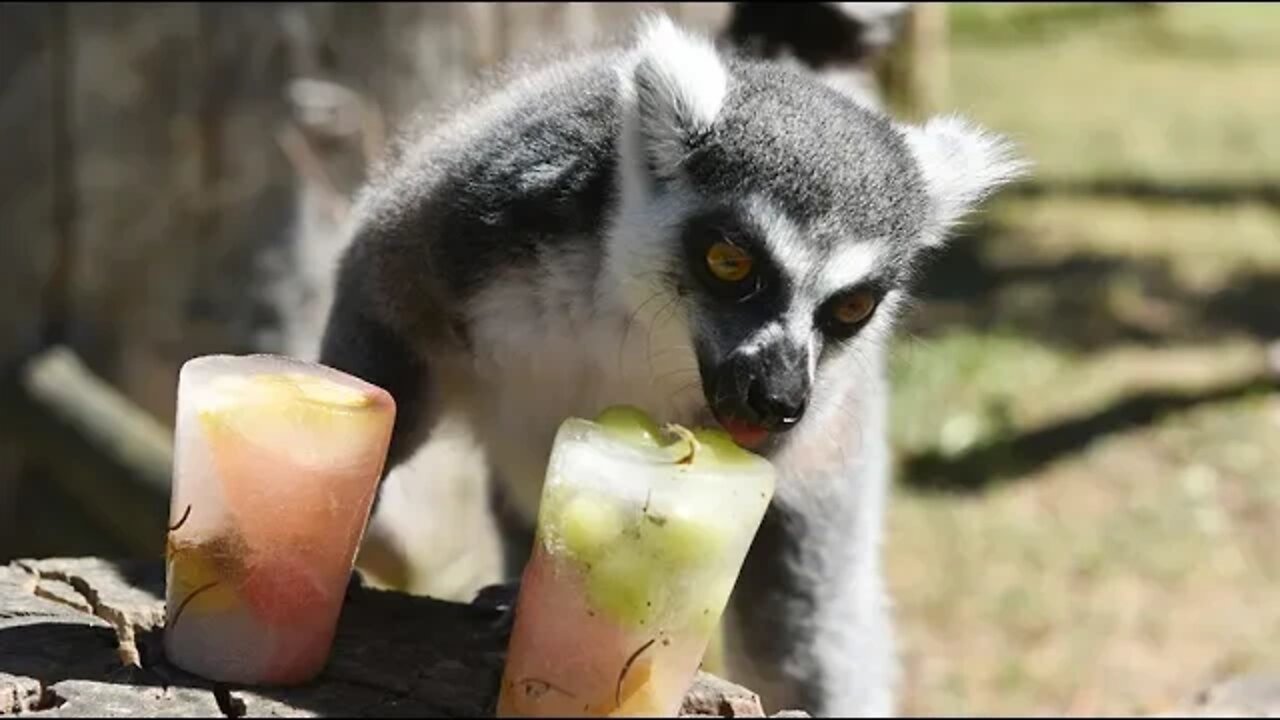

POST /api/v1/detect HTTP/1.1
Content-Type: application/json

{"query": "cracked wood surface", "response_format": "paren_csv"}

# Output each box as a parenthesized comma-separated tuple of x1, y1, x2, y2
(5, 558, 1278, 718)
(0, 558, 794, 717)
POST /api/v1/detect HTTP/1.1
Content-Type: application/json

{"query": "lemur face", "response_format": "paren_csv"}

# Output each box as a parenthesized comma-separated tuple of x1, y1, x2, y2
(672, 198, 907, 450)
(606, 16, 1027, 449)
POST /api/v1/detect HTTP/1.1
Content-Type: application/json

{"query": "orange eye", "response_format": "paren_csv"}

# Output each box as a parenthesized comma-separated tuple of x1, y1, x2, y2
(833, 291, 878, 325)
(706, 242, 753, 282)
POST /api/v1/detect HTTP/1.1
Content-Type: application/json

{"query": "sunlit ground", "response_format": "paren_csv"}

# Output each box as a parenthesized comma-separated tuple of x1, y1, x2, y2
(885, 4, 1280, 714)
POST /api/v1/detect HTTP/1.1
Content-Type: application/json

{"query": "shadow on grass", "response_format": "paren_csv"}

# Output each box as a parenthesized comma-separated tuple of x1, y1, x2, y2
(1008, 179, 1280, 208)
(951, 2, 1163, 47)
(906, 206, 1280, 353)
(898, 373, 1277, 494)
(896, 182, 1280, 492)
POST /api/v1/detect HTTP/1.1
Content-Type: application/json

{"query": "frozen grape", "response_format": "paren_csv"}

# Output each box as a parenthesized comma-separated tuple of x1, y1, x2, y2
(594, 405, 664, 447)
(585, 543, 663, 627)
(557, 493, 626, 562)
(640, 508, 730, 568)
(691, 426, 761, 466)
(497, 402, 777, 717)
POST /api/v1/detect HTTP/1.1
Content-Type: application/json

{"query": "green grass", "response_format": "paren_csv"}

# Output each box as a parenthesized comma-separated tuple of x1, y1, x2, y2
(889, 378, 1280, 715)
(883, 3, 1280, 715)
(946, 3, 1280, 184)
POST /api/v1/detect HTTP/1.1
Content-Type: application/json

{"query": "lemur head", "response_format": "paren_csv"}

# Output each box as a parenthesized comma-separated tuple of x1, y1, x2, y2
(604, 15, 1028, 450)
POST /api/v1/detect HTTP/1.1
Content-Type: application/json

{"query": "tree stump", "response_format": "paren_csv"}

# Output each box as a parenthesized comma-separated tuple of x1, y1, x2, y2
(0, 558, 804, 717)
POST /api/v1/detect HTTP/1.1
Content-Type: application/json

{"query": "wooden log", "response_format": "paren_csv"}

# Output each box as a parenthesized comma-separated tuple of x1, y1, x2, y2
(0, 557, 807, 718)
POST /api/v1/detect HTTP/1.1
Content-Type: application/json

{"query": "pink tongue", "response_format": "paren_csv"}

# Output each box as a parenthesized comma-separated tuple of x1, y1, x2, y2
(720, 418, 769, 449)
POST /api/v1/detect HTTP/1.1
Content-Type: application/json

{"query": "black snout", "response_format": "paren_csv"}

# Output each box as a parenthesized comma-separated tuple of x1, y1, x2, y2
(710, 341, 811, 433)
(747, 378, 807, 430)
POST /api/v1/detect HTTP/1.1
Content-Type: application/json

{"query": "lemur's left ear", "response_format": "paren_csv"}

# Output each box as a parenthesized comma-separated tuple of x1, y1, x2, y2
(900, 115, 1031, 246)
(623, 14, 727, 183)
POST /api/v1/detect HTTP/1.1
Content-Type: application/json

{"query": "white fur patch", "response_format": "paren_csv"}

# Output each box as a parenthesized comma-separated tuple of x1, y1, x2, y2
(902, 114, 1031, 244)
(741, 194, 884, 296)
(820, 242, 881, 294)
(738, 321, 787, 358)
(634, 13, 727, 132)
(742, 194, 811, 276)
(624, 13, 728, 181)
(465, 252, 706, 521)
(608, 15, 729, 298)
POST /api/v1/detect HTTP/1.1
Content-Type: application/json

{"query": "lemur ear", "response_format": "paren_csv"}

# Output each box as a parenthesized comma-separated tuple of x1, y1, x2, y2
(900, 115, 1030, 246)
(625, 14, 728, 182)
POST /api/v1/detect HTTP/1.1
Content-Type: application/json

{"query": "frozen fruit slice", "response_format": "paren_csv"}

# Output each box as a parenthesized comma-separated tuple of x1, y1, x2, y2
(686, 575, 738, 635)
(640, 507, 730, 568)
(272, 372, 373, 408)
(585, 543, 663, 628)
(199, 431, 345, 551)
(557, 493, 626, 562)
(197, 371, 389, 472)
(202, 371, 374, 410)
(196, 369, 393, 551)
(691, 426, 763, 466)
(239, 554, 331, 628)
(612, 657, 661, 716)
(593, 405, 701, 466)
(595, 405, 664, 447)
(167, 540, 242, 618)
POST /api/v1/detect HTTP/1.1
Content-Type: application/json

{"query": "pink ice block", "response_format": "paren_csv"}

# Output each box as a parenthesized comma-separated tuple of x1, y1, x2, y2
(498, 542, 714, 717)
(163, 354, 395, 686)
(497, 409, 776, 717)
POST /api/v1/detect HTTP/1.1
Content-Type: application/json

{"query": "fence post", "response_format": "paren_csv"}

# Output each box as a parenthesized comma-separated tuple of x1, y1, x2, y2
(880, 2, 949, 122)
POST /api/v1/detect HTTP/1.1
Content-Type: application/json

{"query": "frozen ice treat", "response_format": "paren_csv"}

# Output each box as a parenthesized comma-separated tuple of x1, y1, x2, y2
(164, 354, 395, 686)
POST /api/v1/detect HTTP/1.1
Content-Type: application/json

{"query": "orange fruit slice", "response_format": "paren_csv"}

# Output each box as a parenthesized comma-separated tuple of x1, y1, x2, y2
(195, 371, 392, 553)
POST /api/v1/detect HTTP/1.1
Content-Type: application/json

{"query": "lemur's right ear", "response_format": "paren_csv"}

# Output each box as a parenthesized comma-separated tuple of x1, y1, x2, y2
(901, 115, 1031, 246)
(622, 14, 727, 184)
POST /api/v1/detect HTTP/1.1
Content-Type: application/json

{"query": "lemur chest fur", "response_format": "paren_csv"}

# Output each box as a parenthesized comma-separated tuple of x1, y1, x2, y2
(461, 248, 707, 521)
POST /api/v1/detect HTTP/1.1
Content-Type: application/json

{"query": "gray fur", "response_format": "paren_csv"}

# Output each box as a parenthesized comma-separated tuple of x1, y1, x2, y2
(685, 56, 931, 246)
(312, 14, 1026, 717)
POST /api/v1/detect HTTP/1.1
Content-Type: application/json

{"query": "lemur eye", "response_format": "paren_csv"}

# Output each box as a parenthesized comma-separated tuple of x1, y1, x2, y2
(706, 242, 753, 283)
(832, 290, 878, 326)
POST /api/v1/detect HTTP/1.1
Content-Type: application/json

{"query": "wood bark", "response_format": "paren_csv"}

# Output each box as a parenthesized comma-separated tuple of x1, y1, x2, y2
(0, 558, 805, 717)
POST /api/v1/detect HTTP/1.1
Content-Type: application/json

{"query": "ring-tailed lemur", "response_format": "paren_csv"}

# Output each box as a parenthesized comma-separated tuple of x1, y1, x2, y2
(313, 14, 1026, 717)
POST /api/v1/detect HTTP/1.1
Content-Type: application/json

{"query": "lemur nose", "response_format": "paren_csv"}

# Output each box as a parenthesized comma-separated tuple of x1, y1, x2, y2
(746, 379, 807, 431)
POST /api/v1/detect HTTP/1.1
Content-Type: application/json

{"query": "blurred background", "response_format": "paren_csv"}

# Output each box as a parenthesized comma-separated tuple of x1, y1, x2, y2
(1, 2, 1277, 716)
